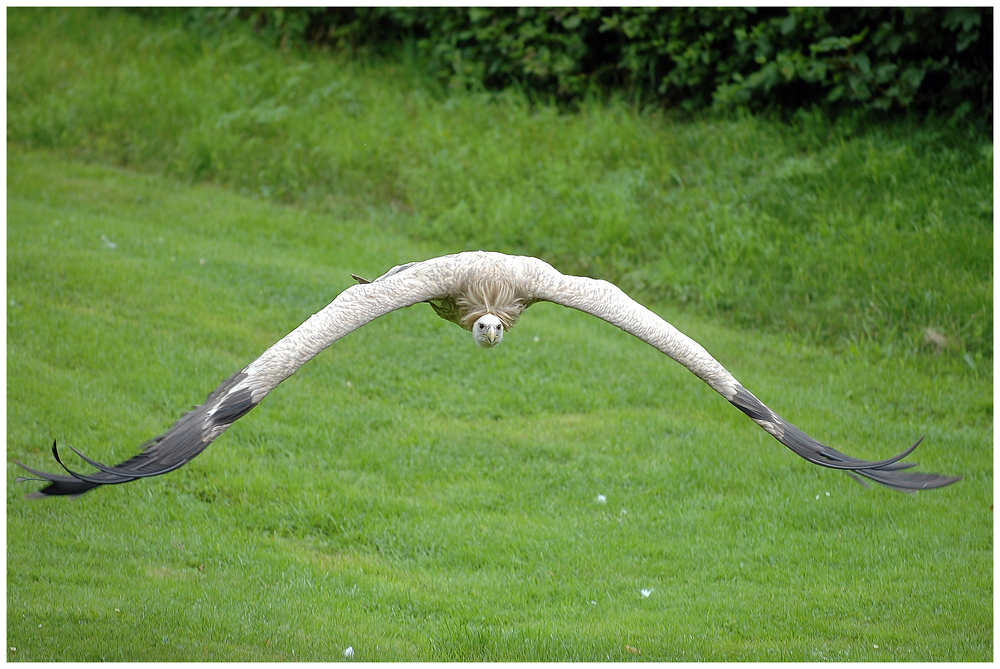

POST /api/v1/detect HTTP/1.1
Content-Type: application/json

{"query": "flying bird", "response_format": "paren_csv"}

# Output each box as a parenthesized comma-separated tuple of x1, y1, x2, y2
(15, 251, 961, 498)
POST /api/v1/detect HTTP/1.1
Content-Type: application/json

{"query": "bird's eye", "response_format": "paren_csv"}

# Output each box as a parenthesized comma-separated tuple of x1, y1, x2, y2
(479, 323, 485, 329)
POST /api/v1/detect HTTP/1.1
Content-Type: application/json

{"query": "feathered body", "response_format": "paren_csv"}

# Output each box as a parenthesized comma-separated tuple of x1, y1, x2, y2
(356, 253, 530, 331)
(16, 251, 961, 498)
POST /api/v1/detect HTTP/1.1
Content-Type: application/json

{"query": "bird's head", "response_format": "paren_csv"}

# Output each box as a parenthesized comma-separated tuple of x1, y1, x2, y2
(473, 314, 504, 349)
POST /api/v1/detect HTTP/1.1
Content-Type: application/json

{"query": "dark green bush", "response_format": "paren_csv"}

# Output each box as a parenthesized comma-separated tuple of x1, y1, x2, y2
(164, 7, 991, 121)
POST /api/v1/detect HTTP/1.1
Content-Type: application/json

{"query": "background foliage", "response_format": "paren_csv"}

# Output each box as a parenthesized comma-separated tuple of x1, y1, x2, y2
(170, 7, 993, 120)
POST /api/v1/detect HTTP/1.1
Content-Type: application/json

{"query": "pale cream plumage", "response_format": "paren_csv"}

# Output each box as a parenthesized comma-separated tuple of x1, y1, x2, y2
(15, 251, 960, 498)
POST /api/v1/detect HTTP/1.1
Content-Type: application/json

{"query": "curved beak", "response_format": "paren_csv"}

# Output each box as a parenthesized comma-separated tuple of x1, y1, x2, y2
(487, 326, 498, 345)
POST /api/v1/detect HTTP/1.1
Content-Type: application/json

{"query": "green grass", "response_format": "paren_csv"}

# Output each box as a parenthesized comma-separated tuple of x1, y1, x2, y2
(6, 8, 993, 662)
(7, 148, 991, 663)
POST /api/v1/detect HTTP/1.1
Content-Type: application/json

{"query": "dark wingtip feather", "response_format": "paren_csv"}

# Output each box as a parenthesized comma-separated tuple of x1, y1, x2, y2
(14, 371, 258, 499)
(728, 385, 962, 492)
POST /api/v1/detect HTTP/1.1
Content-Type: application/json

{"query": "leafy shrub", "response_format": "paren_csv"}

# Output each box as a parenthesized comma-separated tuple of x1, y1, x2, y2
(156, 7, 992, 121)
(709, 8, 992, 116)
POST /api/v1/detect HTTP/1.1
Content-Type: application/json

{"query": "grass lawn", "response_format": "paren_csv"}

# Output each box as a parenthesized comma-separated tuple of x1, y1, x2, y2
(6, 8, 993, 662)
(7, 149, 991, 662)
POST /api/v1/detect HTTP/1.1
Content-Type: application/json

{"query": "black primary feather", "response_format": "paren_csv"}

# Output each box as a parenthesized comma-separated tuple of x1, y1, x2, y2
(14, 371, 257, 498)
(728, 385, 962, 492)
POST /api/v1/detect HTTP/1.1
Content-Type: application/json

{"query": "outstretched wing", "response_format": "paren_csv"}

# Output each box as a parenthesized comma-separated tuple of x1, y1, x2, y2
(526, 265, 961, 492)
(15, 256, 462, 498)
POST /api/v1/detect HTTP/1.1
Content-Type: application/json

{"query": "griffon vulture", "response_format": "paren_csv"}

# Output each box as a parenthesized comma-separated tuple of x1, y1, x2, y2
(15, 251, 961, 497)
